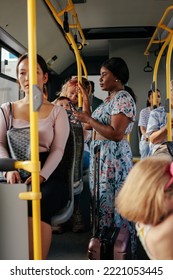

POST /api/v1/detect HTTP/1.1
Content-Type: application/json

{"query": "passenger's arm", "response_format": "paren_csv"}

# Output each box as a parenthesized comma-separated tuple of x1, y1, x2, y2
(74, 91, 135, 141)
(149, 125, 167, 144)
(40, 108, 70, 180)
(78, 83, 91, 115)
(73, 111, 130, 141)
(146, 109, 167, 144)
(140, 126, 149, 140)
(78, 83, 92, 130)
(0, 105, 10, 158)
(89, 112, 130, 141)
(0, 104, 22, 183)
(140, 126, 146, 136)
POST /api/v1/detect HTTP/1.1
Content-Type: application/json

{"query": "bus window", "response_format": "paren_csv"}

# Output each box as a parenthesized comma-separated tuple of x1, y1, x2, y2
(0, 47, 20, 105)
(1, 48, 18, 79)
(0, 77, 19, 105)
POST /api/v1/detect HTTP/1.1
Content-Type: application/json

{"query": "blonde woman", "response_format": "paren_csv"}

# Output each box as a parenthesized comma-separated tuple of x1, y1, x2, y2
(116, 156, 173, 260)
(54, 76, 91, 108)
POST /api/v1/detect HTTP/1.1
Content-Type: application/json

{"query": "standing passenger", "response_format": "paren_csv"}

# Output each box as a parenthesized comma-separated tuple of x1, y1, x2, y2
(53, 79, 91, 233)
(146, 81, 173, 158)
(73, 57, 137, 257)
(0, 53, 70, 259)
(138, 89, 161, 158)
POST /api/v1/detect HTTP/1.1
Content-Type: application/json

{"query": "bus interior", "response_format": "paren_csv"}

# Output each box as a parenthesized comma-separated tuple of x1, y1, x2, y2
(0, 0, 173, 260)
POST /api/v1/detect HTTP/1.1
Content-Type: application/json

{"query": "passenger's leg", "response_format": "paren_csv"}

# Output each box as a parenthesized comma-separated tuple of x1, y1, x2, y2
(28, 217, 33, 259)
(139, 140, 149, 158)
(28, 217, 52, 260)
(41, 221, 52, 259)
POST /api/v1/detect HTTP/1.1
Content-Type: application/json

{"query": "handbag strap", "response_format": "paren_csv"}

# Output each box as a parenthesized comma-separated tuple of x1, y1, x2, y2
(9, 102, 13, 129)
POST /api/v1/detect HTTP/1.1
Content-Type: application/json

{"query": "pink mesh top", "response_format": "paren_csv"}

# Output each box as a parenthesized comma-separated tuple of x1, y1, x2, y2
(0, 102, 70, 180)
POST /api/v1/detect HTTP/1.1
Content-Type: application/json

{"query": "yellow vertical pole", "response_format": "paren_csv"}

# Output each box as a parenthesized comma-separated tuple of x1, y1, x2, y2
(166, 36, 173, 141)
(152, 33, 172, 106)
(81, 57, 88, 78)
(75, 50, 82, 109)
(27, 0, 42, 259)
(62, 31, 83, 108)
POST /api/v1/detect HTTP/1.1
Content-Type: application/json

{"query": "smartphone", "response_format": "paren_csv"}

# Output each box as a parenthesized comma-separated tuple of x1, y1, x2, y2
(69, 101, 77, 111)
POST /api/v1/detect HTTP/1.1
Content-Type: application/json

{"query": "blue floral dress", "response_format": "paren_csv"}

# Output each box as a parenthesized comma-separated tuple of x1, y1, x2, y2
(90, 90, 136, 258)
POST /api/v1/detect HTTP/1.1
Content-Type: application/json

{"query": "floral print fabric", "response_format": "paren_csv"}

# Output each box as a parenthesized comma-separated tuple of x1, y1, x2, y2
(90, 90, 137, 258)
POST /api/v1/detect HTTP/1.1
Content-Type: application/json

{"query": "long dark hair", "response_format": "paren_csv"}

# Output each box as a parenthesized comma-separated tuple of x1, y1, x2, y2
(125, 85, 137, 104)
(146, 89, 161, 107)
(146, 90, 152, 107)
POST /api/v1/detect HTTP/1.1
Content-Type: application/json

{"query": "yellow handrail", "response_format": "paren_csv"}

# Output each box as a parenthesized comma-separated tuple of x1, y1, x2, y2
(54, 0, 86, 50)
(144, 5, 173, 107)
(44, 0, 87, 108)
(144, 5, 173, 142)
(144, 5, 173, 56)
(152, 33, 172, 106)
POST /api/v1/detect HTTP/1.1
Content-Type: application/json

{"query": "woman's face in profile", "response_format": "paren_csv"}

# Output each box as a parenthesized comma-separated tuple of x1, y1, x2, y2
(148, 91, 161, 107)
(99, 66, 115, 92)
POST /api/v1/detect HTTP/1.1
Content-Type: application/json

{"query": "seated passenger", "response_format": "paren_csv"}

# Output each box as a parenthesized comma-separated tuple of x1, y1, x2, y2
(138, 89, 161, 158)
(116, 156, 173, 259)
(0, 53, 70, 259)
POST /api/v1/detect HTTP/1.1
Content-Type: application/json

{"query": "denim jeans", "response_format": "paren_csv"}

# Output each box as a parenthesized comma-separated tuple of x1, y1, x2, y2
(139, 139, 150, 159)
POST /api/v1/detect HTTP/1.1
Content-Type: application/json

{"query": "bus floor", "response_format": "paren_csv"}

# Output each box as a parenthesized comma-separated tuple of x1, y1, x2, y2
(48, 234, 149, 260)
(47, 172, 149, 260)
(48, 172, 91, 260)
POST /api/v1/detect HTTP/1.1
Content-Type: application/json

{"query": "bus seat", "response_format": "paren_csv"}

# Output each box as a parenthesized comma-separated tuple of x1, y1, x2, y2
(0, 183, 29, 259)
(51, 125, 75, 227)
(70, 120, 84, 196)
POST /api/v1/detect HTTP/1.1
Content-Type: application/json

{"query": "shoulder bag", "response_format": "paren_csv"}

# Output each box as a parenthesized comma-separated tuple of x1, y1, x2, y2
(0, 102, 30, 180)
